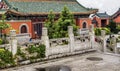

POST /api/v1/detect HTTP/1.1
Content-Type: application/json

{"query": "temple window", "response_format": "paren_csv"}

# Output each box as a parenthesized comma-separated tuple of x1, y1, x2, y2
(82, 22, 87, 28)
(20, 24, 28, 33)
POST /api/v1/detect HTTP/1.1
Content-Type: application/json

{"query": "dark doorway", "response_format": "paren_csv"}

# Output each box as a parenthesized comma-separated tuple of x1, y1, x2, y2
(101, 19, 107, 27)
(34, 23, 42, 38)
(83, 22, 87, 28)
(21, 25, 27, 33)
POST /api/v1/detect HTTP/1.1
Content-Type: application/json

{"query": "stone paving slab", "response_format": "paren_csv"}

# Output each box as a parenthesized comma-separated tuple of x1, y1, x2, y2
(1, 52, 120, 71)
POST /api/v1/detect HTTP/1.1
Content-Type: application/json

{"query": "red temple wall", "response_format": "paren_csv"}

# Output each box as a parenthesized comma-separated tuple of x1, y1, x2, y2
(93, 17, 101, 27)
(76, 18, 92, 29)
(4, 20, 33, 37)
(3, 17, 105, 39)
(93, 16, 109, 27)
(113, 16, 120, 23)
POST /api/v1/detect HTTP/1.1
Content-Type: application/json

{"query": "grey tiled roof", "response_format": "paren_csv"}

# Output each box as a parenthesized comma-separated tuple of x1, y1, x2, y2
(1, 0, 97, 15)
(96, 12, 109, 18)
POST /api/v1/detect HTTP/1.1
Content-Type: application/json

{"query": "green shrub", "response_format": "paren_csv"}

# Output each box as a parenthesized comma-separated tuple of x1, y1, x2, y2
(28, 44, 46, 58)
(94, 28, 111, 36)
(101, 28, 111, 35)
(16, 47, 26, 60)
(0, 49, 5, 52)
(94, 28, 101, 36)
(116, 36, 120, 42)
(27, 45, 37, 54)
(37, 44, 45, 58)
(0, 39, 3, 45)
(0, 49, 15, 68)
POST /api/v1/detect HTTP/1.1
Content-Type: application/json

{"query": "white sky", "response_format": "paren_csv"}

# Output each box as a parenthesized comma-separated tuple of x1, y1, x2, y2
(77, 0, 120, 15)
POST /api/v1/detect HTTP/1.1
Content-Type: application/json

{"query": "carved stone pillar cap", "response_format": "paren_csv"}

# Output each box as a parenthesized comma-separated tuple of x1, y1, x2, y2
(42, 27, 48, 36)
(10, 30, 16, 37)
(68, 26, 73, 34)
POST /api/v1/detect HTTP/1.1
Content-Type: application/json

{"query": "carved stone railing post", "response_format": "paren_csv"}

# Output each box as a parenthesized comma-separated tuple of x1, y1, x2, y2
(101, 30, 107, 53)
(89, 24, 95, 48)
(41, 27, 50, 57)
(112, 37, 118, 54)
(116, 43, 119, 54)
(68, 26, 75, 52)
(10, 30, 17, 57)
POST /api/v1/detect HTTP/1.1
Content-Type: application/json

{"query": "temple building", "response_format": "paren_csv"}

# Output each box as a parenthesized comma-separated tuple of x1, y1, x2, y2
(111, 8, 120, 24)
(0, 0, 97, 38)
(91, 12, 110, 27)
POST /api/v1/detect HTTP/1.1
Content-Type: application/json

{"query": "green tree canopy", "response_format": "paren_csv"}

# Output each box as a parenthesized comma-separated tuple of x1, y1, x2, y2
(0, 14, 10, 30)
(45, 10, 56, 39)
(45, 6, 78, 39)
(55, 6, 78, 38)
(106, 21, 118, 34)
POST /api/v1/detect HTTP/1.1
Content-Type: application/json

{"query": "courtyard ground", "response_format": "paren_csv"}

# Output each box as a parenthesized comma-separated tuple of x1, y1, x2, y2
(1, 51, 120, 71)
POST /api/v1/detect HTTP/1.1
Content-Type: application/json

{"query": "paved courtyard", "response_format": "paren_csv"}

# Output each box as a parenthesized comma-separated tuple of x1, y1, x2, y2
(2, 52, 120, 71)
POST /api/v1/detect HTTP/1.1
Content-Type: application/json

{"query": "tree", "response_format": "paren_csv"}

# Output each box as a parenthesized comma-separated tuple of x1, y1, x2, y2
(0, 14, 10, 43)
(56, 6, 78, 38)
(106, 21, 118, 34)
(44, 11, 56, 39)
(45, 6, 78, 39)
(0, 14, 10, 35)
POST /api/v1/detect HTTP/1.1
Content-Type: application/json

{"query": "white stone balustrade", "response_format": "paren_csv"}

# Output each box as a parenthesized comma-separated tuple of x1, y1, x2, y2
(42, 26, 95, 57)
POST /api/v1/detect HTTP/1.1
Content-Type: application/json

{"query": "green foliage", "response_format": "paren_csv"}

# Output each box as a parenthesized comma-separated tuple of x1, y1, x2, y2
(27, 45, 37, 54)
(0, 49, 5, 52)
(0, 39, 3, 45)
(0, 14, 10, 44)
(56, 6, 78, 38)
(101, 28, 111, 35)
(116, 25, 120, 31)
(94, 28, 101, 36)
(16, 47, 26, 60)
(0, 14, 10, 30)
(106, 21, 118, 34)
(37, 44, 46, 58)
(116, 36, 120, 42)
(94, 28, 110, 36)
(2, 39, 9, 44)
(29, 56, 37, 63)
(45, 11, 57, 39)
(0, 49, 15, 68)
(0, 36, 9, 45)
(28, 44, 46, 58)
(45, 6, 78, 39)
